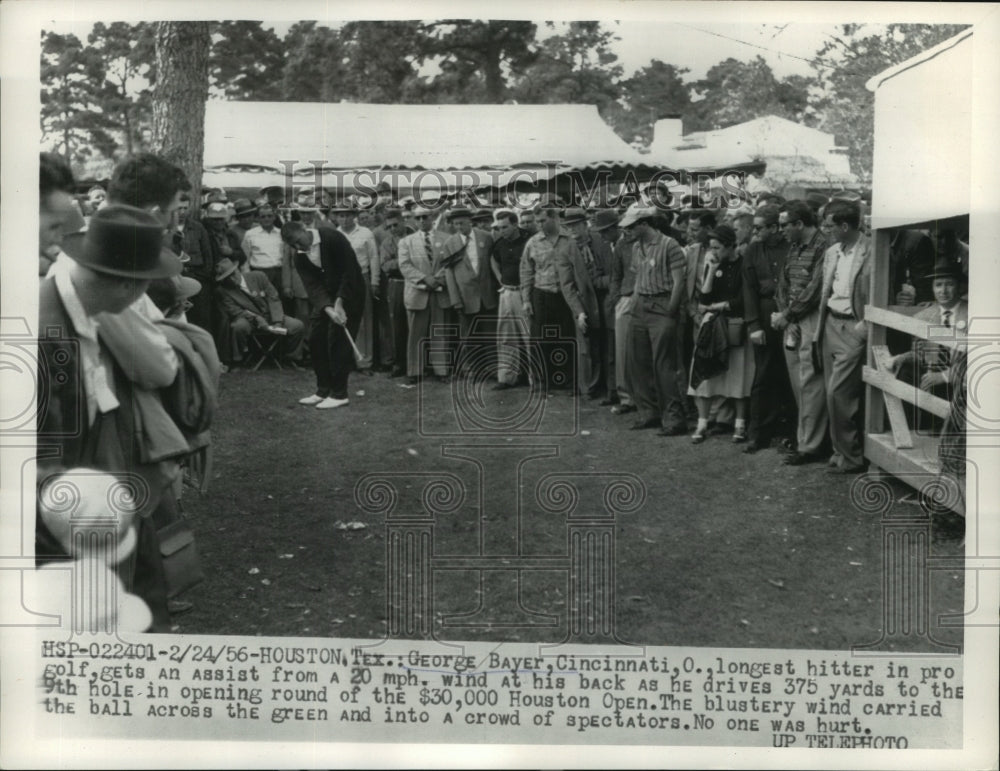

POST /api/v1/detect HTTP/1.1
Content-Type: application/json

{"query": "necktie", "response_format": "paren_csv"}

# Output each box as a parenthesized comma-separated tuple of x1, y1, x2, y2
(424, 232, 432, 261)
(172, 231, 183, 255)
(943, 310, 952, 328)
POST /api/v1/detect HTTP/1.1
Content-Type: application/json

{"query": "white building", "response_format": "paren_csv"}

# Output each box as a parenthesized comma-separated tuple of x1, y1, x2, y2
(649, 114, 859, 192)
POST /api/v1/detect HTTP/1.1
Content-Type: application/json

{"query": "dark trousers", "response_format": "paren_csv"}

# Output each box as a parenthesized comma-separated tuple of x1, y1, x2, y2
(628, 295, 686, 430)
(183, 272, 213, 333)
(387, 278, 408, 373)
(375, 288, 395, 369)
(310, 313, 361, 399)
(530, 287, 575, 389)
(258, 267, 283, 294)
(748, 327, 796, 446)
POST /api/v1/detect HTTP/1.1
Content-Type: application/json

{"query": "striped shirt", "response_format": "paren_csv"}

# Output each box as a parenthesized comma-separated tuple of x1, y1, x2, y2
(777, 228, 827, 323)
(632, 232, 686, 296)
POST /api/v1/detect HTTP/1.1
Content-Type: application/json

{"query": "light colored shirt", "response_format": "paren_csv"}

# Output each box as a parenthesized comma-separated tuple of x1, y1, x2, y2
(241, 225, 284, 270)
(520, 231, 564, 301)
(341, 224, 379, 288)
(827, 241, 856, 316)
(306, 227, 321, 268)
(53, 264, 119, 425)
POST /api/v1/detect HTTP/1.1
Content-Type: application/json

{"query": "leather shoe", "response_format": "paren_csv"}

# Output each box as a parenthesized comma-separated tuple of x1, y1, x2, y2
(657, 425, 687, 437)
(599, 396, 620, 406)
(629, 417, 661, 430)
(611, 403, 637, 415)
(783, 452, 824, 466)
(742, 442, 765, 455)
(168, 599, 193, 616)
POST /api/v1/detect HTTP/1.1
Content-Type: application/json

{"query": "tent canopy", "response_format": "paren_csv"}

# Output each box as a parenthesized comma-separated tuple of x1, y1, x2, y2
(204, 101, 646, 173)
(867, 30, 973, 229)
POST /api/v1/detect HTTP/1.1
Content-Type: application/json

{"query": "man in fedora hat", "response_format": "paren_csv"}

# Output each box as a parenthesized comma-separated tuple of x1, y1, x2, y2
(229, 198, 258, 262)
(37, 204, 186, 631)
(887, 257, 968, 431)
(281, 220, 366, 409)
(442, 206, 496, 378)
(398, 205, 455, 383)
(214, 257, 304, 366)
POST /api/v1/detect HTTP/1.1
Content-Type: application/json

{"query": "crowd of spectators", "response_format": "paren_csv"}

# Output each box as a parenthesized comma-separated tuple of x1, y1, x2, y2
(35, 151, 971, 631)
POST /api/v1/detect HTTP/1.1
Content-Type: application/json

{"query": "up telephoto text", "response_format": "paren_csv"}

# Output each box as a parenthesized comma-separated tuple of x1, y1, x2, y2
(40, 641, 960, 747)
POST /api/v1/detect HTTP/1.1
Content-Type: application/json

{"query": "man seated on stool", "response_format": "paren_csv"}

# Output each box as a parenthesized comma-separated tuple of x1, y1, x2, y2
(214, 257, 304, 366)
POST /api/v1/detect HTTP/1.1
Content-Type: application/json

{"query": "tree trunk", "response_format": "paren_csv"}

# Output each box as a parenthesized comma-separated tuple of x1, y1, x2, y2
(483, 44, 504, 103)
(152, 21, 210, 197)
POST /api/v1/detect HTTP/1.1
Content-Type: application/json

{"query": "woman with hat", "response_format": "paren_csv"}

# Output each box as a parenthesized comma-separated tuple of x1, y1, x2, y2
(687, 223, 756, 444)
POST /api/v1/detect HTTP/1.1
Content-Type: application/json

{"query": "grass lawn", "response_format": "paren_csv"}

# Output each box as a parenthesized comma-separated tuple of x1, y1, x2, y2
(178, 365, 965, 652)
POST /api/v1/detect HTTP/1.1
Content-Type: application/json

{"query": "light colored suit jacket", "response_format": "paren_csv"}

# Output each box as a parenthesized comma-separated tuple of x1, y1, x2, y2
(443, 228, 496, 314)
(398, 229, 452, 311)
(816, 233, 872, 341)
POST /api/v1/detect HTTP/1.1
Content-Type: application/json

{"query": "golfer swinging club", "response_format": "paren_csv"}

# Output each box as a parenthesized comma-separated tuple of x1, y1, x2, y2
(281, 220, 367, 409)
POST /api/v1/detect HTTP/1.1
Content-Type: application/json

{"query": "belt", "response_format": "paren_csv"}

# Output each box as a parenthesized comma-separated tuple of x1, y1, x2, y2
(828, 308, 856, 321)
(638, 292, 669, 298)
(501, 284, 521, 290)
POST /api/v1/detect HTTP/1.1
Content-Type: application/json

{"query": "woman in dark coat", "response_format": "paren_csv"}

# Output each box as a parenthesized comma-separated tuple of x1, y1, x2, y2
(687, 224, 756, 443)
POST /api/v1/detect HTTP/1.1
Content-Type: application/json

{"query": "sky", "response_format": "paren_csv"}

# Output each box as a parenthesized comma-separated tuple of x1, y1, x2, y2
(258, 19, 850, 82)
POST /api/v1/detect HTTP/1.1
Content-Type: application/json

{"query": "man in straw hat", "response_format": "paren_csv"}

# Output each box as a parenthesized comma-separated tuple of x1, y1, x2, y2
(37, 204, 186, 631)
(281, 220, 366, 409)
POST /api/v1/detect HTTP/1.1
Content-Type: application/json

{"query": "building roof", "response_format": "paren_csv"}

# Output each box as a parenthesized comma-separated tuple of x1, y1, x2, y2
(203, 101, 646, 172)
(757, 154, 859, 190)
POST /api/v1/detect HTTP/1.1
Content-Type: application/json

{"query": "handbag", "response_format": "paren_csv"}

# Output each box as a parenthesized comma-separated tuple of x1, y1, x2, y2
(157, 518, 205, 598)
(725, 317, 745, 347)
